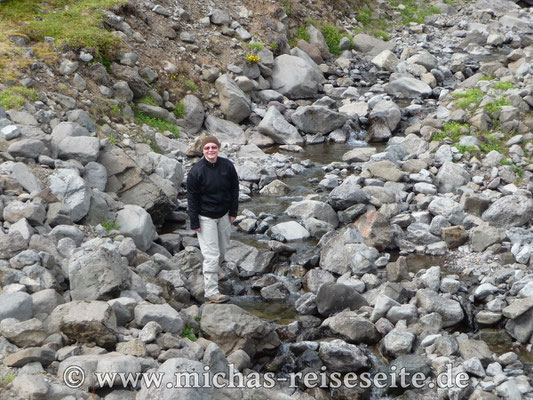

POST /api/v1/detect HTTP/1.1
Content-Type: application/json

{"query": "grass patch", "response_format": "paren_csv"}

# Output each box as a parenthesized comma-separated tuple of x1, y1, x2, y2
(479, 75, 495, 81)
(181, 325, 197, 341)
(455, 144, 478, 154)
(184, 80, 198, 92)
(101, 219, 119, 233)
(492, 81, 515, 91)
(149, 139, 161, 153)
(389, 0, 440, 25)
(290, 21, 353, 55)
(452, 88, 483, 108)
(477, 132, 504, 154)
(484, 97, 510, 114)
(433, 122, 470, 142)
(0, 0, 126, 82)
(135, 112, 179, 138)
(247, 41, 264, 52)
(138, 96, 157, 106)
(0, 86, 39, 109)
(174, 100, 185, 119)
(355, 5, 391, 41)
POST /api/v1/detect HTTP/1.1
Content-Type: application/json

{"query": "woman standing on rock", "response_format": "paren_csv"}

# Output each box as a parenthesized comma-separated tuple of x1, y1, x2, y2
(187, 136, 239, 304)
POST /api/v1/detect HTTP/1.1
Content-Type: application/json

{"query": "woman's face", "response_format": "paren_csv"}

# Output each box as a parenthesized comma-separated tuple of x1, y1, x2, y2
(203, 143, 219, 163)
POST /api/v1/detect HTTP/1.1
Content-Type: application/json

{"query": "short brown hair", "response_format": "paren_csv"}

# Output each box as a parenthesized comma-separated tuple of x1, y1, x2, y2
(201, 136, 221, 149)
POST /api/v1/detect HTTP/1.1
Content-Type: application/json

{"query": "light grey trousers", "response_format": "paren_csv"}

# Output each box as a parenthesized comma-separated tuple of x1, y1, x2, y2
(198, 213, 231, 298)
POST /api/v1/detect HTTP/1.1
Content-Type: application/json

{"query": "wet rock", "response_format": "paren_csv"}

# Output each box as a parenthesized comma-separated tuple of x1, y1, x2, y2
(285, 199, 338, 228)
(441, 226, 469, 248)
(382, 328, 415, 357)
(327, 177, 369, 210)
(318, 339, 369, 372)
(416, 289, 464, 327)
(323, 310, 379, 344)
(291, 106, 348, 135)
(316, 283, 369, 317)
(200, 304, 280, 357)
(260, 282, 290, 301)
(258, 106, 303, 145)
(354, 210, 393, 251)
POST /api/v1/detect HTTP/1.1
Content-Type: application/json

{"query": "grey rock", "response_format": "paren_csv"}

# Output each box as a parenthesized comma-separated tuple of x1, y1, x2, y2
(470, 225, 505, 252)
(482, 195, 533, 228)
(57, 136, 100, 164)
(285, 199, 338, 228)
(8, 139, 46, 159)
(3, 200, 46, 226)
(416, 289, 464, 327)
(134, 303, 183, 334)
(204, 114, 246, 145)
(382, 328, 415, 356)
(116, 205, 157, 252)
(384, 77, 432, 98)
(66, 109, 96, 132)
(428, 197, 465, 225)
(291, 106, 348, 135)
(318, 339, 369, 372)
(201, 304, 280, 357)
(11, 162, 42, 193)
(316, 283, 369, 317)
(437, 162, 471, 194)
(69, 247, 129, 301)
(0, 291, 32, 322)
(82, 162, 108, 191)
(323, 310, 379, 344)
(215, 74, 251, 123)
(180, 95, 204, 134)
(270, 221, 310, 241)
(49, 169, 91, 222)
(258, 106, 303, 145)
(271, 54, 324, 99)
(0, 318, 47, 347)
(370, 100, 401, 131)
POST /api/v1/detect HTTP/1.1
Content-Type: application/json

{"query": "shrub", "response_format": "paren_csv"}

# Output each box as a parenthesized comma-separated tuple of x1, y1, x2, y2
(174, 101, 186, 119)
(101, 220, 119, 233)
(135, 112, 180, 138)
(182, 326, 196, 341)
(452, 88, 483, 108)
(184, 80, 198, 92)
(484, 97, 510, 114)
(247, 41, 264, 52)
(492, 81, 515, 91)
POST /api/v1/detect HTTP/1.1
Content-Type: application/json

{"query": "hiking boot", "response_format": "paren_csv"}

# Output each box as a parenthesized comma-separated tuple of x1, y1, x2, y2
(218, 272, 229, 282)
(206, 293, 230, 304)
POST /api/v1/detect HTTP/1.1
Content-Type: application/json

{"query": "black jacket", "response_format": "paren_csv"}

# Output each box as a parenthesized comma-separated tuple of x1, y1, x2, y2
(186, 156, 239, 230)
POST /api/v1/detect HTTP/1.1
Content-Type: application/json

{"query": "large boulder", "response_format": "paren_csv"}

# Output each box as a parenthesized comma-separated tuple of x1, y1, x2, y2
(291, 106, 348, 135)
(134, 303, 184, 334)
(116, 205, 157, 251)
(257, 106, 304, 145)
(215, 74, 251, 123)
(384, 77, 432, 98)
(180, 95, 205, 134)
(436, 162, 471, 194)
(50, 300, 118, 348)
(225, 241, 276, 275)
(416, 289, 464, 327)
(0, 292, 33, 322)
(352, 34, 392, 57)
(369, 100, 401, 131)
(204, 114, 246, 145)
(328, 177, 370, 210)
(57, 136, 100, 165)
(318, 339, 369, 372)
(316, 283, 369, 317)
(270, 221, 310, 242)
(482, 196, 533, 228)
(354, 210, 393, 251)
(271, 54, 324, 99)
(68, 247, 130, 301)
(200, 304, 280, 357)
(285, 200, 339, 228)
(49, 168, 91, 222)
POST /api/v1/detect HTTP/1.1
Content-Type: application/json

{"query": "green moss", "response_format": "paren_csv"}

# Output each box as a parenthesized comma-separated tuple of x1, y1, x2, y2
(452, 88, 484, 108)
(389, 0, 440, 25)
(184, 80, 198, 92)
(484, 97, 510, 114)
(181, 326, 197, 341)
(101, 220, 119, 233)
(434, 122, 470, 142)
(477, 133, 504, 154)
(135, 112, 180, 138)
(247, 41, 264, 52)
(455, 144, 478, 154)
(138, 96, 157, 106)
(0, 86, 38, 109)
(492, 81, 515, 91)
(173, 100, 185, 119)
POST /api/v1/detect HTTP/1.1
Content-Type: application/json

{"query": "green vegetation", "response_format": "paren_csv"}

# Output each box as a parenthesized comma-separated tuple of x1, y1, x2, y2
(0, 86, 38, 109)
(455, 144, 478, 154)
(0, 374, 15, 387)
(182, 325, 197, 341)
(479, 75, 495, 81)
(269, 41, 278, 52)
(452, 88, 484, 108)
(247, 41, 264, 52)
(0, 0, 126, 82)
(492, 81, 515, 91)
(135, 112, 180, 138)
(106, 135, 118, 144)
(184, 80, 198, 92)
(484, 97, 510, 114)
(389, 0, 440, 25)
(101, 220, 119, 233)
(477, 133, 504, 154)
(174, 101, 186, 119)
(149, 139, 161, 153)
(138, 96, 157, 106)
(433, 122, 470, 142)
(290, 21, 353, 55)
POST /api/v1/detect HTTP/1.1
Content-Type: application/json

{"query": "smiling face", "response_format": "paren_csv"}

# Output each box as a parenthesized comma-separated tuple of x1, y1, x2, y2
(203, 143, 219, 163)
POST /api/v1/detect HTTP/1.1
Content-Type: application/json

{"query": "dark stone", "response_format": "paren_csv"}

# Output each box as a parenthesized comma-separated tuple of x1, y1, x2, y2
(316, 283, 369, 317)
